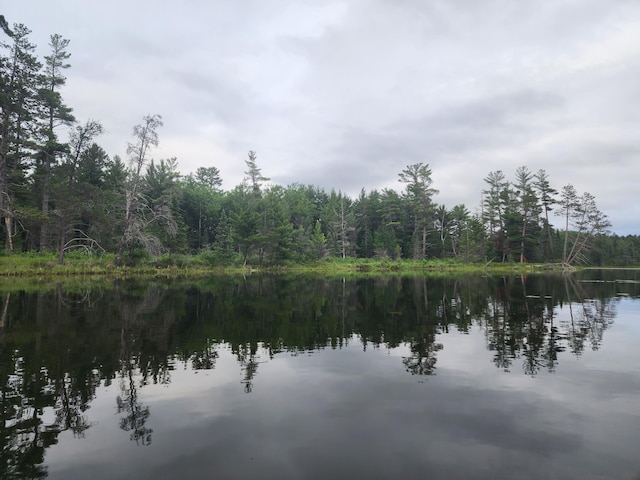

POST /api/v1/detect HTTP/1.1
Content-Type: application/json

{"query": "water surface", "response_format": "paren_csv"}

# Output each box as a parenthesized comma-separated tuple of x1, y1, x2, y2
(1, 271, 639, 479)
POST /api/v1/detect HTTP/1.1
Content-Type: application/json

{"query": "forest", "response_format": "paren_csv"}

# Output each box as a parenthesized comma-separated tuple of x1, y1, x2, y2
(1, 22, 638, 268)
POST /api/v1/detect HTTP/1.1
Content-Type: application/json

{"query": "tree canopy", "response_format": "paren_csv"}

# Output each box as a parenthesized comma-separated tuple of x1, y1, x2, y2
(1, 19, 633, 267)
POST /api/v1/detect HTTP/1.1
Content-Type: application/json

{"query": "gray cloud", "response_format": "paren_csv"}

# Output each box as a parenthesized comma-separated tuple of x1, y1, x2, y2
(3, 0, 639, 233)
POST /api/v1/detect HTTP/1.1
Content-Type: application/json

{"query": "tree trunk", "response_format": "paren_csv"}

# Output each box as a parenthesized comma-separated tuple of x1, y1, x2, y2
(40, 157, 52, 250)
(58, 228, 66, 264)
(520, 218, 526, 263)
(422, 224, 427, 259)
(544, 210, 553, 259)
(4, 216, 13, 251)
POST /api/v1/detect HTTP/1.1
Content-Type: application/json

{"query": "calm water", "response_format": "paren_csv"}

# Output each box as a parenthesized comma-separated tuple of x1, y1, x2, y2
(1, 270, 639, 480)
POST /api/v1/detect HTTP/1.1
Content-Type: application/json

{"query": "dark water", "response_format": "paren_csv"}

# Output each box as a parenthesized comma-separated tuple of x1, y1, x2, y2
(1, 270, 639, 480)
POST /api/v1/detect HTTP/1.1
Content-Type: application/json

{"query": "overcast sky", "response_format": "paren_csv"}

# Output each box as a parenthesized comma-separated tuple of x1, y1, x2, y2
(4, 1, 639, 234)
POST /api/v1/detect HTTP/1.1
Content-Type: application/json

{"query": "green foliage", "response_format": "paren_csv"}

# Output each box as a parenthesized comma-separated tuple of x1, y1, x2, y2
(194, 166, 222, 190)
(243, 150, 269, 194)
(0, 21, 629, 268)
(398, 163, 438, 259)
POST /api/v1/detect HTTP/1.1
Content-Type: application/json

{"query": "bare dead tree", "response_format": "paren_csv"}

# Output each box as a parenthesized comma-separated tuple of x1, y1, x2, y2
(114, 115, 177, 266)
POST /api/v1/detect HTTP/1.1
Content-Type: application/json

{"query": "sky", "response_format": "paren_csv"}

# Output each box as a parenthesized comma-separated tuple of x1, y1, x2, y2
(3, 0, 640, 234)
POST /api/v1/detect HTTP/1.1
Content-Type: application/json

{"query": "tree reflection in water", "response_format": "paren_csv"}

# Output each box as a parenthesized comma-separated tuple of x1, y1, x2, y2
(235, 343, 263, 393)
(116, 367, 152, 447)
(113, 282, 170, 447)
(0, 270, 636, 474)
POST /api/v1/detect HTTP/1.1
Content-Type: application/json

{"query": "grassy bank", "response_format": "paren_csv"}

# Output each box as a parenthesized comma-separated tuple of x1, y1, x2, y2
(0, 251, 570, 279)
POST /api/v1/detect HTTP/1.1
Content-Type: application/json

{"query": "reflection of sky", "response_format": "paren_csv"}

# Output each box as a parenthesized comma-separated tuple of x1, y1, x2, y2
(43, 299, 640, 480)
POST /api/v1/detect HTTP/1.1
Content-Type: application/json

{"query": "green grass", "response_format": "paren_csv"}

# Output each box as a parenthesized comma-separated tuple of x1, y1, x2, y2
(0, 251, 571, 280)
(270, 257, 561, 277)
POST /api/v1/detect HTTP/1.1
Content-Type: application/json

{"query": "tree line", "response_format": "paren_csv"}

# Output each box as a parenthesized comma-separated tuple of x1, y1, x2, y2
(1, 22, 637, 267)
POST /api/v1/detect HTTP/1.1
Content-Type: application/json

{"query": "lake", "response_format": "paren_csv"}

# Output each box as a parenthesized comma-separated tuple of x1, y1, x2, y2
(1, 270, 639, 479)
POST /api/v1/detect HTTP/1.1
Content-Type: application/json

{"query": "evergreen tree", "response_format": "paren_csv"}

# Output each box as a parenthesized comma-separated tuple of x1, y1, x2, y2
(178, 175, 222, 251)
(243, 150, 269, 195)
(257, 186, 295, 265)
(353, 189, 382, 258)
(212, 208, 234, 263)
(482, 170, 508, 261)
(324, 190, 355, 258)
(513, 166, 541, 263)
(379, 188, 405, 258)
(0, 24, 41, 251)
(36, 34, 75, 250)
(195, 166, 222, 190)
(309, 219, 328, 260)
(52, 119, 104, 263)
(447, 204, 472, 259)
(566, 190, 611, 266)
(398, 163, 438, 259)
(144, 157, 184, 253)
(534, 169, 557, 262)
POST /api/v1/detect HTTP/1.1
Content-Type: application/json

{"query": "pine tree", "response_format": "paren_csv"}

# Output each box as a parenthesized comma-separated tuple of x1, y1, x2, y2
(398, 163, 438, 259)
(37, 34, 75, 250)
(0, 24, 41, 250)
(243, 151, 269, 195)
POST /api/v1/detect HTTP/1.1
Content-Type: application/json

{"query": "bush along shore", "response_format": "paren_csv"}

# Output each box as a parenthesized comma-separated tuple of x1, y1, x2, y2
(0, 251, 581, 279)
